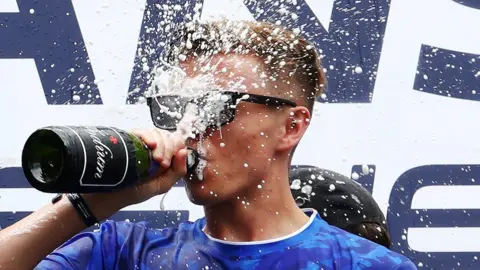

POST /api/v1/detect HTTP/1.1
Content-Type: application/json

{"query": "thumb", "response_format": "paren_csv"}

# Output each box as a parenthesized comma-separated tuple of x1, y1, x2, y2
(166, 148, 188, 178)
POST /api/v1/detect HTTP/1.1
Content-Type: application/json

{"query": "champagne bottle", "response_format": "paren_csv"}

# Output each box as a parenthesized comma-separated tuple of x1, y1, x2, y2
(21, 126, 198, 193)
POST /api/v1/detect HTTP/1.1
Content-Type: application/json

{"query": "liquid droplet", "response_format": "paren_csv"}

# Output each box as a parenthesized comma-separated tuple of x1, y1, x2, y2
(301, 185, 312, 195)
(361, 164, 370, 175)
(290, 179, 301, 190)
(178, 54, 187, 61)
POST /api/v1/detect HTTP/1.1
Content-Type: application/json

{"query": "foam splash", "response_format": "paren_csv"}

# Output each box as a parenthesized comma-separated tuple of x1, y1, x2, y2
(149, 62, 190, 96)
(147, 35, 256, 182)
(195, 135, 208, 181)
(149, 67, 237, 181)
(173, 103, 203, 140)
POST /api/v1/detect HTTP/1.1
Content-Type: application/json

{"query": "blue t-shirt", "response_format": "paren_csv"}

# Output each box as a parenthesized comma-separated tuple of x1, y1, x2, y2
(37, 210, 417, 269)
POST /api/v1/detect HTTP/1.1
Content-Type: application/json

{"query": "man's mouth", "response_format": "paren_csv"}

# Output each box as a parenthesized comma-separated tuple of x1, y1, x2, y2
(185, 147, 209, 181)
(186, 147, 207, 160)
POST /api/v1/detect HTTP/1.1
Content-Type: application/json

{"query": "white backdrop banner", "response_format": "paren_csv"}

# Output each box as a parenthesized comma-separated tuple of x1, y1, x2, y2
(1, 0, 480, 269)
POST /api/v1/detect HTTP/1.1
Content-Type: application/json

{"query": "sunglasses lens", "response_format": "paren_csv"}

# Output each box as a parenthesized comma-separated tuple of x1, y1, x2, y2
(150, 96, 189, 130)
(217, 109, 234, 127)
(200, 93, 236, 129)
(149, 92, 236, 131)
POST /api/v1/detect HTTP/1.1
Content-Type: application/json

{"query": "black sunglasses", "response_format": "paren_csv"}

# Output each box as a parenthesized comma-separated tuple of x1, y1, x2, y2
(146, 91, 297, 131)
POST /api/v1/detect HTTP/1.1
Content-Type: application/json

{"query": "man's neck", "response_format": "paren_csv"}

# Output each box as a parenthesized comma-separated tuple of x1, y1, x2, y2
(202, 166, 310, 242)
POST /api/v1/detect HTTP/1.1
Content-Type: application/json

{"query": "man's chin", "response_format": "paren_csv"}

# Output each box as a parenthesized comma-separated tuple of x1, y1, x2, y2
(185, 191, 215, 206)
(184, 183, 220, 206)
(186, 196, 206, 206)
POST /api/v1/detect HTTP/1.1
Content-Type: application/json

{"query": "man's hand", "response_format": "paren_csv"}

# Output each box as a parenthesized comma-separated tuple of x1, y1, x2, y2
(101, 128, 189, 210)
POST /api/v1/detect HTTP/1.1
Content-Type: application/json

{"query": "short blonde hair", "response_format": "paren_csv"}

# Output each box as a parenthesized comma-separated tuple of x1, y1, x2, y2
(165, 20, 326, 112)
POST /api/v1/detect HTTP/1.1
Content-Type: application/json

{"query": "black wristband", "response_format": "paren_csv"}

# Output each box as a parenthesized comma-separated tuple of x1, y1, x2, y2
(66, 194, 99, 227)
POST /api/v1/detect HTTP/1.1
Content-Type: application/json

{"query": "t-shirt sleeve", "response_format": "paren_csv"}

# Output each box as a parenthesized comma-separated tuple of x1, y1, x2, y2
(393, 260, 418, 270)
(35, 233, 99, 270)
(35, 220, 134, 269)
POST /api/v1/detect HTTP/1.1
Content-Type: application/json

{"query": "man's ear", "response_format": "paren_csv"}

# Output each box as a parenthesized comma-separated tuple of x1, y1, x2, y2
(276, 106, 311, 152)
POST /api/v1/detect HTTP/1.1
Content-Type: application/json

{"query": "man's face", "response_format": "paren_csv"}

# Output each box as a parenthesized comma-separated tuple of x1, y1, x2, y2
(179, 53, 292, 205)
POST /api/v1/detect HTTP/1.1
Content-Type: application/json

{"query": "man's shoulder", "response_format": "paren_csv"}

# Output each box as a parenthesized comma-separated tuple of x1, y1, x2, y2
(38, 219, 201, 269)
(313, 224, 417, 269)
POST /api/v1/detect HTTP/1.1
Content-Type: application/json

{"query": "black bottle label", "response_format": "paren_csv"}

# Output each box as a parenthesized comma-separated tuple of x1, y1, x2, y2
(66, 126, 131, 187)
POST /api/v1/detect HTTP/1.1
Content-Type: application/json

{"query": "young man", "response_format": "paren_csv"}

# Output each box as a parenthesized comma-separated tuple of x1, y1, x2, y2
(0, 21, 416, 269)
(290, 166, 392, 248)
